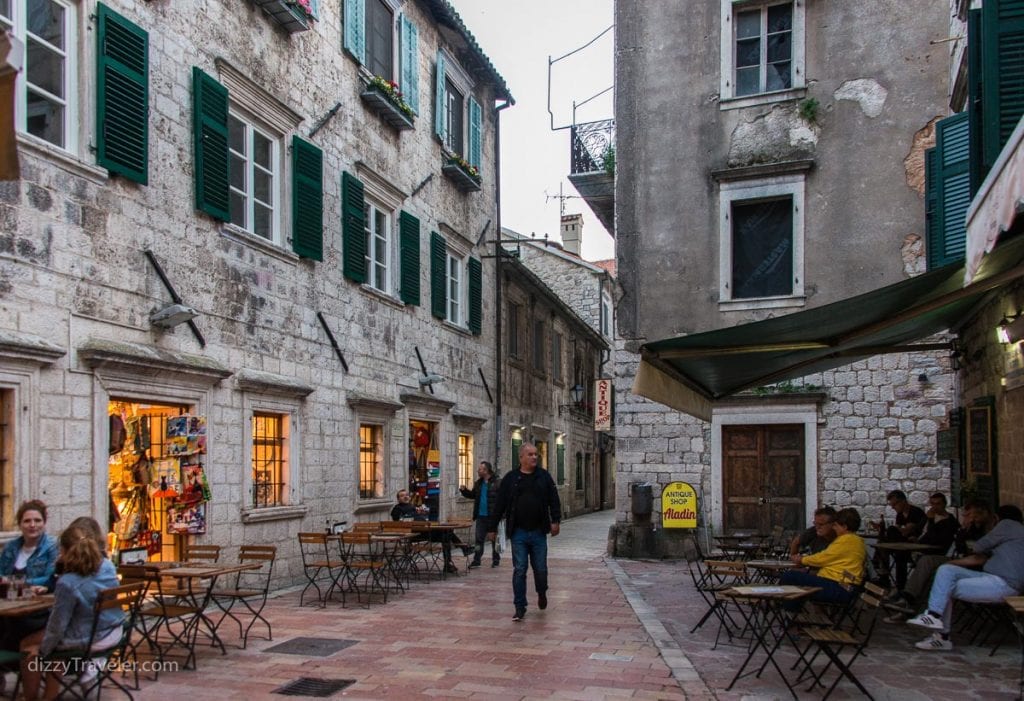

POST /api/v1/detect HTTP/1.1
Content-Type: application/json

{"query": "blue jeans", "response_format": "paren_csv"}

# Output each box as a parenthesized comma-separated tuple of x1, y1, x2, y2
(927, 564, 1018, 633)
(510, 528, 548, 609)
(779, 570, 856, 610)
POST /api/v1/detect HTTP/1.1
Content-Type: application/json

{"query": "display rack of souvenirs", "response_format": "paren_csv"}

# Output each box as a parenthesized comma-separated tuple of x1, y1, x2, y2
(163, 416, 210, 535)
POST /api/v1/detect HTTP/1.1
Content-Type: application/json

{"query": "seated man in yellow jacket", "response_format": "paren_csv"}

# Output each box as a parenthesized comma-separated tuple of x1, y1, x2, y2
(781, 507, 867, 606)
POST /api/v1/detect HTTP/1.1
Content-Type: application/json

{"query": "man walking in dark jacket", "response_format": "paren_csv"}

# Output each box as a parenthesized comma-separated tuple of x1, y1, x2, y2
(460, 461, 501, 568)
(488, 442, 561, 622)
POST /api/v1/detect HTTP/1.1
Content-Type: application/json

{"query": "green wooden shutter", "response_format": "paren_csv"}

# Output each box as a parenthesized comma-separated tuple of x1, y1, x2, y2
(434, 51, 447, 139)
(511, 436, 522, 472)
(467, 256, 482, 335)
(400, 14, 419, 115)
(399, 211, 421, 305)
(468, 97, 482, 169)
(981, 0, 1024, 176)
(924, 146, 938, 264)
(556, 443, 565, 485)
(430, 231, 447, 319)
(291, 136, 323, 261)
(344, 0, 366, 65)
(192, 67, 229, 221)
(967, 8, 985, 195)
(927, 112, 971, 270)
(341, 171, 367, 283)
(96, 4, 148, 184)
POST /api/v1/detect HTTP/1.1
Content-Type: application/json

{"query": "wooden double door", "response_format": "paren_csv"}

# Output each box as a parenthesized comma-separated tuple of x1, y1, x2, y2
(722, 424, 805, 534)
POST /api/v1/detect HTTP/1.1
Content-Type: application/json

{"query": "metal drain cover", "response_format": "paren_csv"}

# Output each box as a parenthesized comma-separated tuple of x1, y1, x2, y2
(263, 637, 359, 657)
(273, 677, 355, 697)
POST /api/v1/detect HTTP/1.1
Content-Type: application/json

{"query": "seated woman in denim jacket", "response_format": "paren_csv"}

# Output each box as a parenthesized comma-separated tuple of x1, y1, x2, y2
(19, 525, 122, 700)
(0, 500, 58, 657)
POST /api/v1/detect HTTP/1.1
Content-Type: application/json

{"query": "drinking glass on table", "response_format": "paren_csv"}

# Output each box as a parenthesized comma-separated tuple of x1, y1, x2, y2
(0, 576, 8, 600)
(11, 574, 26, 599)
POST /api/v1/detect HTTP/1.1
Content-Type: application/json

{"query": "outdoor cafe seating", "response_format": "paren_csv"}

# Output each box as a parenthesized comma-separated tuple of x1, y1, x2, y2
(210, 545, 277, 648)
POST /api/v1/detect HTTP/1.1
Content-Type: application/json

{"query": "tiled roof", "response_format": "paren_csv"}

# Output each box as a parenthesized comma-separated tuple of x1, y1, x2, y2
(422, 0, 514, 103)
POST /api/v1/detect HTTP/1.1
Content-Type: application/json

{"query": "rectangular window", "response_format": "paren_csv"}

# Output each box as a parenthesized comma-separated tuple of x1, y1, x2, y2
(532, 319, 545, 372)
(552, 332, 563, 383)
(536, 440, 547, 471)
(555, 440, 565, 485)
(363, 200, 392, 293)
(3, 0, 77, 151)
(228, 113, 279, 242)
(458, 434, 473, 488)
(252, 412, 287, 508)
(444, 77, 464, 153)
(446, 251, 462, 325)
(365, 0, 394, 80)
(508, 302, 521, 359)
(0, 389, 12, 529)
(600, 292, 613, 338)
(575, 452, 583, 490)
(359, 423, 384, 499)
(735, 3, 792, 96)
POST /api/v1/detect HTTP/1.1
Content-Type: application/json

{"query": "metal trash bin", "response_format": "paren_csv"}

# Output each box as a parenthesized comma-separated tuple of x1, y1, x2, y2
(630, 482, 653, 516)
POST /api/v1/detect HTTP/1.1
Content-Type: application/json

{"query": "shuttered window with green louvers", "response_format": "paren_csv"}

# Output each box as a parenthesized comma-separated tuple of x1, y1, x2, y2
(926, 112, 970, 270)
(980, 0, 1024, 180)
(399, 211, 421, 305)
(467, 256, 482, 335)
(430, 231, 447, 319)
(291, 136, 323, 261)
(193, 67, 230, 221)
(342, 172, 367, 283)
(96, 3, 148, 184)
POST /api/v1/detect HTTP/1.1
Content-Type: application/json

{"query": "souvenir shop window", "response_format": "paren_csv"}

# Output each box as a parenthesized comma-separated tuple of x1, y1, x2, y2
(457, 433, 473, 489)
(252, 412, 288, 508)
(359, 423, 384, 500)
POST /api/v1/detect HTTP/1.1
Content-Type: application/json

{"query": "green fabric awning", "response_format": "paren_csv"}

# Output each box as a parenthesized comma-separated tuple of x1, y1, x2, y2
(635, 235, 1024, 420)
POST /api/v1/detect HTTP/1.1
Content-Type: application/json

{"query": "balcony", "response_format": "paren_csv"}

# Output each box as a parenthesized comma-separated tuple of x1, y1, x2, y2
(568, 119, 615, 236)
(252, 0, 312, 34)
(359, 80, 415, 132)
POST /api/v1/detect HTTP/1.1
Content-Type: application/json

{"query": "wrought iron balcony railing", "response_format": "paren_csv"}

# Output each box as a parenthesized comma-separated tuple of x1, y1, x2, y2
(571, 119, 615, 176)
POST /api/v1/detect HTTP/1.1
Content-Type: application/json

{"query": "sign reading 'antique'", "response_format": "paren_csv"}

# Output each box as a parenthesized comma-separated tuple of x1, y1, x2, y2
(661, 481, 698, 528)
(594, 378, 613, 431)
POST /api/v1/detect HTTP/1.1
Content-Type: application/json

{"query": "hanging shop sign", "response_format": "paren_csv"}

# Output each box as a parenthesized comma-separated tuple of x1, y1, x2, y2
(661, 481, 698, 529)
(594, 378, 613, 432)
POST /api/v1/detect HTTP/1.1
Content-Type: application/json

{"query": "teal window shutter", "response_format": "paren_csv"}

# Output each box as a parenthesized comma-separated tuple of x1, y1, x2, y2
(556, 443, 565, 485)
(510, 436, 522, 472)
(399, 211, 421, 305)
(967, 8, 984, 194)
(980, 0, 1024, 176)
(400, 15, 419, 114)
(192, 67, 230, 221)
(467, 256, 482, 335)
(96, 3, 148, 185)
(434, 50, 447, 139)
(292, 136, 323, 262)
(430, 231, 447, 319)
(927, 112, 970, 270)
(344, 0, 366, 65)
(309, 0, 320, 20)
(342, 171, 367, 283)
(924, 146, 937, 259)
(468, 97, 482, 169)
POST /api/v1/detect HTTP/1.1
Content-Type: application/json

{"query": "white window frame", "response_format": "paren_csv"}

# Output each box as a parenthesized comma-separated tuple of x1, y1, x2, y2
(439, 47, 474, 157)
(444, 235, 470, 328)
(242, 394, 302, 513)
(719, 174, 805, 311)
(3, 0, 79, 154)
(720, 0, 805, 109)
(358, 422, 386, 500)
(355, 163, 406, 300)
(250, 410, 289, 508)
(364, 199, 393, 294)
(228, 109, 281, 245)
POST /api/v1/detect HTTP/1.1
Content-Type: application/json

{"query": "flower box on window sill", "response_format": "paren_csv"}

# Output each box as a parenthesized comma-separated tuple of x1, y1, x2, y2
(441, 159, 482, 192)
(252, 0, 312, 34)
(359, 86, 415, 131)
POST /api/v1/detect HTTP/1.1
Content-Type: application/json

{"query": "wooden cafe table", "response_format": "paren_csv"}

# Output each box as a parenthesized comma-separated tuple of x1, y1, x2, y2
(0, 594, 54, 617)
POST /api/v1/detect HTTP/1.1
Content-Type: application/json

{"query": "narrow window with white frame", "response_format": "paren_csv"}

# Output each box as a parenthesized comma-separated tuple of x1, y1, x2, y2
(364, 199, 392, 293)
(721, 0, 804, 105)
(443, 77, 464, 154)
(229, 112, 279, 243)
(359, 423, 385, 499)
(446, 249, 463, 325)
(3, 0, 78, 151)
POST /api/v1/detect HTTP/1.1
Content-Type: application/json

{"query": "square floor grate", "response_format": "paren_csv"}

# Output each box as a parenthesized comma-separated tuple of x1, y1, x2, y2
(273, 677, 355, 697)
(263, 637, 359, 657)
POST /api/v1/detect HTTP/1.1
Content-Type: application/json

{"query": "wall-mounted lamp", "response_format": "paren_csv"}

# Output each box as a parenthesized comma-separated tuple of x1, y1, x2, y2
(418, 373, 444, 389)
(997, 314, 1024, 345)
(558, 383, 585, 416)
(150, 303, 199, 329)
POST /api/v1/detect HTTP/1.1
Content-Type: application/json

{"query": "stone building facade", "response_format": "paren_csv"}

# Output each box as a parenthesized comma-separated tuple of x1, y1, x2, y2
(604, 0, 956, 555)
(0, 0, 509, 587)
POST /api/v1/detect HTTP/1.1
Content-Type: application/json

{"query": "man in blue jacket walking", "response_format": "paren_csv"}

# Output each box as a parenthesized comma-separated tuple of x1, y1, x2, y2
(488, 442, 561, 622)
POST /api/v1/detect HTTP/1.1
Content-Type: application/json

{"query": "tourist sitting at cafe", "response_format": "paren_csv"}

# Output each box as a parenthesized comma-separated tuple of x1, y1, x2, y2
(883, 497, 992, 621)
(391, 490, 469, 574)
(19, 524, 123, 700)
(788, 506, 837, 557)
(871, 489, 928, 590)
(907, 504, 1024, 651)
(782, 507, 867, 606)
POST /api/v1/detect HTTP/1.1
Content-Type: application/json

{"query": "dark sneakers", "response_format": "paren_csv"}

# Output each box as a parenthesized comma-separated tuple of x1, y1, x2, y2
(468, 560, 481, 569)
(513, 608, 526, 622)
(492, 556, 501, 568)
(538, 593, 548, 610)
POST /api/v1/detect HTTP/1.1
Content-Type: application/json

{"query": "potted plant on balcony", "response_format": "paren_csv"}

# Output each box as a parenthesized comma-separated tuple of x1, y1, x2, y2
(360, 76, 415, 131)
(441, 153, 481, 192)
(252, 0, 316, 34)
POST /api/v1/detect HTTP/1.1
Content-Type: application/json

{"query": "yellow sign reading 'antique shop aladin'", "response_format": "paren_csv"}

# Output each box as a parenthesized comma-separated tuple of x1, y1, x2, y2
(661, 481, 698, 528)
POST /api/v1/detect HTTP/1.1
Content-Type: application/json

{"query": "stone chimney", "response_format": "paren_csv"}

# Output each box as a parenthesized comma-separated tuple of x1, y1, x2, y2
(560, 213, 583, 256)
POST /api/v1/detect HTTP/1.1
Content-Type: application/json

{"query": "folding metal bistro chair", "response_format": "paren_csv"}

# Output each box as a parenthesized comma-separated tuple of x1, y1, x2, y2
(338, 532, 391, 607)
(297, 532, 345, 607)
(211, 545, 277, 648)
(688, 559, 749, 648)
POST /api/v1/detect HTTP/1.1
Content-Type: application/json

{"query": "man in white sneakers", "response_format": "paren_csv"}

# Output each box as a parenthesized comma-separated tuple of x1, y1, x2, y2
(907, 504, 1024, 650)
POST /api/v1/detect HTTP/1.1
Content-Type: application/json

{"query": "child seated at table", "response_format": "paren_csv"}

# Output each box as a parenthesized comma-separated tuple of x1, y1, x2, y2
(19, 525, 123, 700)
(781, 507, 867, 607)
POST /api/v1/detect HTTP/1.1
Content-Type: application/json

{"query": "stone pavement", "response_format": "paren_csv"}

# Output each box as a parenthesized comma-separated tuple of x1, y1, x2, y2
(131, 513, 1021, 699)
